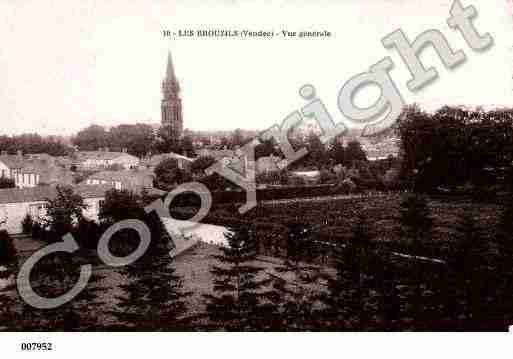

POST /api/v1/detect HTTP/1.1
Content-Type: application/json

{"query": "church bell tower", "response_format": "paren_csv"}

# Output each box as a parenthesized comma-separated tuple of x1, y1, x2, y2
(161, 51, 183, 139)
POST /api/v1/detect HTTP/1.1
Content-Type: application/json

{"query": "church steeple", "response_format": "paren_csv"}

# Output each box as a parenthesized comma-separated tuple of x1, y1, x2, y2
(163, 51, 180, 94)
(166, 51, 176, 81)
(166, 51, 177, 82)
(161, 51, 183, 139)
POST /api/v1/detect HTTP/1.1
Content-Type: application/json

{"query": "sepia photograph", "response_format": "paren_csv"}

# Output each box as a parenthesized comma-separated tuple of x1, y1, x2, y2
(1, 0, 513, 356)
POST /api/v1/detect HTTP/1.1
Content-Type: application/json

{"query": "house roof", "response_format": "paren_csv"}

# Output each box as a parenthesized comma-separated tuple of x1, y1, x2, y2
(84, 170, 154, 183)
(0, 155, 24, 169)
(0, 184, 112, 204)
(256, 156, 281, 172)
(148, 152, 194, 167)
(196, 149, 235, 160)
(77, 151, 138, 161)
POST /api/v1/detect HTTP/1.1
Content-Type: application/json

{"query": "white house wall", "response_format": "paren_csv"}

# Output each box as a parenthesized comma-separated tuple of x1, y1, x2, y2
(0, 196, 104, 234)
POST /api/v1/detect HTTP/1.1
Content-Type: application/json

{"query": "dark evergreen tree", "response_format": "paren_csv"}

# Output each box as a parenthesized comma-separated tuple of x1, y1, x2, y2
(204, 225, 275, 331)
(493, 194, 513, 329)
(44, 185, 87, 239)
(99, 189, 143, 224)
(154, 157, 192, 190)
(399, 194, 433, 250)
(18, 252, 105, 331)
(398, 194, 433, 329)
(111, 212, 191, 331)
(21, 213, 33, 235)
(328, 139, 345, 166)
(0, 230, 18, 331)
(448, 208, 490, 327)
(270, 223, 324, 330)
(322, 213, 371, 330)
(371, 247, 401, 331)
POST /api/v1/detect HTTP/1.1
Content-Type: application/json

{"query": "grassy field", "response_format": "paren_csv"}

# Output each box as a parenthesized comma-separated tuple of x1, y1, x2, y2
(91, 241, 330, 326)
(186, 193, 503, 259)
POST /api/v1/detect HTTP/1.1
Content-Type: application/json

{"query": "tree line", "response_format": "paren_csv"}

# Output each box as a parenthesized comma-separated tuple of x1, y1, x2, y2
(398, 104, 513, 193)
(0, 134, 71, 156)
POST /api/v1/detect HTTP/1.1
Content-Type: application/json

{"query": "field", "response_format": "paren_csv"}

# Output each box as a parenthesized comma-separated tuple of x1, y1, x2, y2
(5, 193, 508, 331)
(8, 240, 330, 328)
(175, 193, 502, 259)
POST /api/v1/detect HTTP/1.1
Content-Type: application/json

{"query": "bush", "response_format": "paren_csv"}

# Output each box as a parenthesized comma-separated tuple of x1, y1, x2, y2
(287, 175, 305, 186)
(73, 219, 101, 249)
(0, 230, 16, 264)
(333, 178, 357, 194)
(320, 169, 337, 184)
(31, 221, 43, 240)
(21, 214, 33, 235)
(256, 171, 286, 185)
(0, 177, 15, 189)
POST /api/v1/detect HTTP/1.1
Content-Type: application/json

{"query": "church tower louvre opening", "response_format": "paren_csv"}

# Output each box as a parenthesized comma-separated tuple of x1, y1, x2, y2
(161, 51, 183, 139)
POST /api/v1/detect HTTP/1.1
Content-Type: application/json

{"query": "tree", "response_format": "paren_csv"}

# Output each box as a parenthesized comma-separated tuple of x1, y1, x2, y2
(307, 133, 328, 168)
(108, 124, 155, 157)
(21, 214, 33, 235)
(399, 194, 432, 249)
(322, 213, 372, 330)
(153, 125, 181, 154)
(329, 139, 345, 165)
(44, 185, 88, 238)
(154, 158, 192, 190)
(447, 207, 491, 329)
(0, 230, 18, 330)
(204, 226, 275, 330)
(181, 135, 195, 157)
(73, 124, 108, 151)
(97, 189, 144, 256)
(231, 129, 246, 149)
(0, 229, 16, 265)
(290, 132, 328, 170)
(111, 212, 191, 330)
(269, 223, 324, 330)
(99, 189, 143, 224)
(17, 251, 105, 331)
(255, 137, 278, 160)
(191, 156, 216, 176)
(493, 194, 513, 328)
(96, 189, 190, 330)
(344, 140, 367, 165)
(0, 134, 71, 156)
(397, 105, 513, 192)
(398, 193, 433, 328)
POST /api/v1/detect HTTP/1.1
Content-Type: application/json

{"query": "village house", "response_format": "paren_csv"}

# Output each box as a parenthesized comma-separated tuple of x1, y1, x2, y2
(195, 148, 235, 160)
(145, 152, 194, 170)
(0, 153, 24, 183)
(81, 169, 154, 194)
(0, 184, 111, 234)
(75, 149, 140, 170)
(0, 152, 73, 188)
(196, 148, 255, 175)
(255, 155, 281, 174)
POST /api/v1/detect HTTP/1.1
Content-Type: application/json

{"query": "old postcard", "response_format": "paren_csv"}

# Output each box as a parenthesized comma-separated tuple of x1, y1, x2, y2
(1, 0, 513, 357)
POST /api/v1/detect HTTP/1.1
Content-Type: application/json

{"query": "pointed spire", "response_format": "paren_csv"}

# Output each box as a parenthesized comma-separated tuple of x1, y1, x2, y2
(166, 51, 176, 82)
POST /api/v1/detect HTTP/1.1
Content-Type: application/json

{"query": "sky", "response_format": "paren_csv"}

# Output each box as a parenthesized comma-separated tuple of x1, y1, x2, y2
(0, 0, 512, 136)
